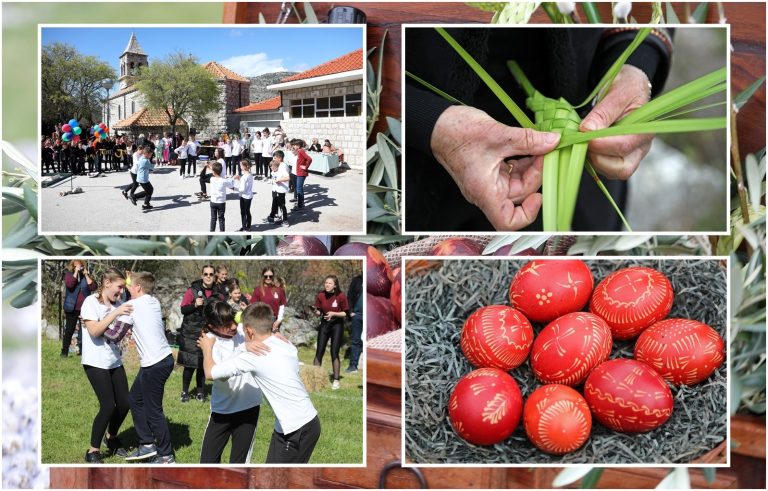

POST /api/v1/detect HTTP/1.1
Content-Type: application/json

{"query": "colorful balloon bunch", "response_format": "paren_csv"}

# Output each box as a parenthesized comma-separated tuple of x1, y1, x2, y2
(60, 118, 83, 143)
(91, 122, 110, 141)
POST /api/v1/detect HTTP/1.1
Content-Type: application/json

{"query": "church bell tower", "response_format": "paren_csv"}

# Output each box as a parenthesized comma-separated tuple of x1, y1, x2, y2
(118, 33, 148, 90)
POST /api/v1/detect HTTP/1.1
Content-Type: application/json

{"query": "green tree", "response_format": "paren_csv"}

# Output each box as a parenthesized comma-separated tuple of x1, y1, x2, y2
(133, 52, 219, 137)
(41, 43, 116, 133)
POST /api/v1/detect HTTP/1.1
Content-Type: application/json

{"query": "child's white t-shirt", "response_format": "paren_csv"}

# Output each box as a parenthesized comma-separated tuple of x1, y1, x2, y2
(238, 173, 254, 199)
(262, 137, 274, 158)
(208, 326, 263, 414)
(130, 152, 140, 174)
(271, 164, 290, 194)
(209, 176, 236, 203)
(211, 336, 317, 434)
(123, 294, 172, 367)
(79, 295, 123, 369)
(284, 150, 297, 176)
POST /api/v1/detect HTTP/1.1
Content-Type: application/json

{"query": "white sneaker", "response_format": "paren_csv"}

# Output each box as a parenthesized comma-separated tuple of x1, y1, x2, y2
(332, 380, 340, 390)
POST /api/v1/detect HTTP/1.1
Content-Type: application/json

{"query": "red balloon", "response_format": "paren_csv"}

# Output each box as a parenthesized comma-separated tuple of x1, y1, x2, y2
(509, 260, 593, 324)
(634, 318, 725, 386)
(530, 312, 612, 386)
(584, 359, 673, 433)
(460, 305, 533, 370)
(72, 135, 80, 143)
(99, 122, 107, 129)
(62, 124, 72, 133)
(448, 368, 523, 446)
(590, 267, 674, 340)
(523, 384, 592, 454)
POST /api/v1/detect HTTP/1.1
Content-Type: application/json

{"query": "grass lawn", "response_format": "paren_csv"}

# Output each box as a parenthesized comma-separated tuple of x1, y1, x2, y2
(41, 337, 364, 464)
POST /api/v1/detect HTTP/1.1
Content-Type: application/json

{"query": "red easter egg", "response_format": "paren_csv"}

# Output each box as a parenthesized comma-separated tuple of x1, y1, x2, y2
(523, 384, 592, 454)
(334, 242, 393, 297)
(584, 359, 673, 433)
(508, 260, 593, 323)
(530, 312, 612, 385)
(431, 238, 483, 256)
(366, 294, 395, 339)
(277, 235, 329, 256)
(589, 266, 673, 340)
(460, 305, 534, 370)
(634, 318, 725, 386)
(448, 368, 523, 446)
(390, 267, 402, 325)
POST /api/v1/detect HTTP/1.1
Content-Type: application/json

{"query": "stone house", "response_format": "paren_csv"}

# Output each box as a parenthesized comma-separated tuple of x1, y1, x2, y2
(237, 49, 364, 169)
(107, 33, 250, 139)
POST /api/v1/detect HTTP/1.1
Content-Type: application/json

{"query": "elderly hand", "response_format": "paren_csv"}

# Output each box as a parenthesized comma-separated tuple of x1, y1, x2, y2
(430, 105, 560, 230)
(580, 64, 654, 180)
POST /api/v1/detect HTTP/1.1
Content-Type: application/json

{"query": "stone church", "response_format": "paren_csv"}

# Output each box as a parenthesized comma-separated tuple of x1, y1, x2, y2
(107, 33, 250, 139)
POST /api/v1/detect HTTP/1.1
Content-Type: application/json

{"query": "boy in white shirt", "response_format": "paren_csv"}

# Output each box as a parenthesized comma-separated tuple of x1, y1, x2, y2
(208, 160, 236, 232)
(200, 302, 320, 464)
(231, 135, 242, 177)
(266, 150, 290, 226)
(122, 144, 143, 200)
(261, 128, 274, 180)
(120, 272, 175, 464)
(198, 301, 262, 463)
(237, 160, 254, 232)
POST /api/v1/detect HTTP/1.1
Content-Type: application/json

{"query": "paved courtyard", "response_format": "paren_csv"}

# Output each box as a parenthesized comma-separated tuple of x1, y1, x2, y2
(40, 163, 365, 234)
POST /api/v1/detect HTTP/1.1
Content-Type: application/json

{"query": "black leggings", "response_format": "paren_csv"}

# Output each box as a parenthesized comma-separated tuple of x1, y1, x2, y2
(182, 366, 205, 394)
(61, 311, 79, 354)
(314, 320, 344, 381)
(200, 406, 260, 463)
(178, 158, 187, 176)
(240, 197, 252, 230)
(83, 364, 130, 449)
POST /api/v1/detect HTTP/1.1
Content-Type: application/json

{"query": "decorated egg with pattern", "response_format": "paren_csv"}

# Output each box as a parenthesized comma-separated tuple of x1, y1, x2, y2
(634, 318, 725, 386)
(448, 368, 523, 446)
(530, 312, 612, 385)
(589, 266, 673, 340)
(584, 359, 673, 433)
(523, 384, 592, 454)
(460, 306, 534, 370)
(508, 260, 593, 324)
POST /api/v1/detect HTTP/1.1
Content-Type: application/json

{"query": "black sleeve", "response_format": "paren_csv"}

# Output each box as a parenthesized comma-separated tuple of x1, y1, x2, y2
(593, 28, 674, 97)
(405, 84, 454, 160)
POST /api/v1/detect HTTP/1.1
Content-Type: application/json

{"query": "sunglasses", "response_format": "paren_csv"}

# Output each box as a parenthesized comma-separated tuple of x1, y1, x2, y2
(203, 273, 215, 277)
(263, 274, 274, 279)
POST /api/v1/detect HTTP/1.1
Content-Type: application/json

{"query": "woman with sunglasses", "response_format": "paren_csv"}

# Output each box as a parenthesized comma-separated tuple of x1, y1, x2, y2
(178, 264, 227, 402)
(249, 267, 287, 334)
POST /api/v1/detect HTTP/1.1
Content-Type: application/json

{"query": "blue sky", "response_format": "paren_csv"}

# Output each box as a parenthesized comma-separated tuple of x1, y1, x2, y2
(42, 26, 363, 92)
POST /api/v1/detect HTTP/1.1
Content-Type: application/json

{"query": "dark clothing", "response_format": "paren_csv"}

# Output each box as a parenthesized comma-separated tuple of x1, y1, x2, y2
(347, 275, 364, 369)
(182, 366, 205, 394)
(83, 364, 130, 449)
(315, 319, 344, 367)
(129, 354, 174, 455)
(200, 406, 261, 463)
(178, 280, 227, 368)
(314, 291, 349, 316)
(134, 182, 153, 205)
(64, 271, 95, 312)
(296, 176, 307, 208)
(178, 158, 187, 176)
(62, 312, 80, 356)
(265, 415, 320, 464)
(125, 172, 139, 197)
(210, 202, 226, 232)
(269, 192, 288, 222)
(239, 197, 252, 231)
(249, 285, 287, 319)
(405, 27, 672, 232)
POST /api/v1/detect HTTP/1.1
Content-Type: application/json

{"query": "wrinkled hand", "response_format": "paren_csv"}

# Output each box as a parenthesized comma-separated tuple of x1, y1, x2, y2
(245, 339, 271, 356)
(580, 65, 653, 180)
(430, 106, 560, 230)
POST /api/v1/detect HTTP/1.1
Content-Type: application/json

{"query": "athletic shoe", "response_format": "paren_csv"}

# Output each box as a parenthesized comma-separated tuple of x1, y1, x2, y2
(281, 219, 290, 227)
(150, 454, 176, 464)
(332, 380, 341, 390)
(142, 204, 154, 210)
(266, 216, 275, 223)
(196, 391, 206, 402)
(85, 450, 103, 464)
(130, 195, 137, 206)
(103, 436, 129, 458)
(180, 391, 190, 403)
(194, 191, 203, 196)
(124, 444, 157, 461)
(345, 366, 358, 374)
(199, 195, 210, 201)
(122, 190, 128, 200)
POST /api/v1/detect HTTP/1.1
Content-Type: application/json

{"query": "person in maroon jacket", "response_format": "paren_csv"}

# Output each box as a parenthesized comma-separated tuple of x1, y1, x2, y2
(312, 275, 349, 390)
(61, 259, 97, 357)
(249, 267, 287, 333)
(290, 139, 312, 212)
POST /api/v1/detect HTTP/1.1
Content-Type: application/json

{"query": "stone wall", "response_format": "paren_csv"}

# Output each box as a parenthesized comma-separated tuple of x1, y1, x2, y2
(280, 79, 365, 169)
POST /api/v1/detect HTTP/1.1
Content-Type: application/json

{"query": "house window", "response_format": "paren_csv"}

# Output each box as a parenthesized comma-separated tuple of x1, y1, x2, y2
(131, 101, 135, 114)
(292, 93, 363, 119)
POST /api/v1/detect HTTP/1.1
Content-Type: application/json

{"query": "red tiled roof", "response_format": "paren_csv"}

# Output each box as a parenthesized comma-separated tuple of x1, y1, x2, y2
(234, 95, 282, 113)
(112, 108, 187, 129)
(281, 49, 363, 83)
(203, 61, 250, 82)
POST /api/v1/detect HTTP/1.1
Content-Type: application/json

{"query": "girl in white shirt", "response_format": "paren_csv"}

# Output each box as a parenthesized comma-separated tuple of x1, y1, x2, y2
(199, 301, 262, 463)
(175, 141, 188, 179)
(79, 268, 134, 463)
(237, 160, 254, 232)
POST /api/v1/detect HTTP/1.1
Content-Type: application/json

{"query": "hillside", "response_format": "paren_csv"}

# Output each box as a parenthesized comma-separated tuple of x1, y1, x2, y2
(248, 71, 298, 102)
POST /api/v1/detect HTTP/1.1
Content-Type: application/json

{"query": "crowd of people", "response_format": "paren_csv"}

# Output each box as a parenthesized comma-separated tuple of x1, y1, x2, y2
(43, 126, 344, 231)
(60, 260, 363, 464)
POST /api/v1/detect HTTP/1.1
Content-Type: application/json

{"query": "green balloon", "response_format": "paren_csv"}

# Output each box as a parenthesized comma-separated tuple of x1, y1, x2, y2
(73, 126, 82, 135)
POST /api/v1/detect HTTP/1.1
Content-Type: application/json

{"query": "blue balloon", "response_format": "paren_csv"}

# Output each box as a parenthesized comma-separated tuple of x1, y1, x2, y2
(63, 132, 73, 140)
(69, 119, 78, 127)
